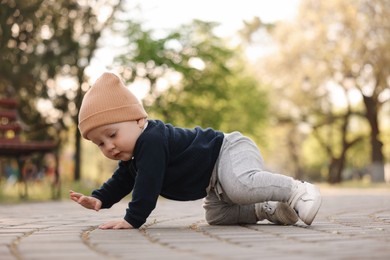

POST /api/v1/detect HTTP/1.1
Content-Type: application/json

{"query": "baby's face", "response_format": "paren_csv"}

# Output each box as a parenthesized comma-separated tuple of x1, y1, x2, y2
(87, 120, 145, 161)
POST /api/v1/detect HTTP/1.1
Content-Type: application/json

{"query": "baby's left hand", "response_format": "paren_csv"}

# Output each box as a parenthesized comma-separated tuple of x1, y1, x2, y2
(99, 219, 133, 230)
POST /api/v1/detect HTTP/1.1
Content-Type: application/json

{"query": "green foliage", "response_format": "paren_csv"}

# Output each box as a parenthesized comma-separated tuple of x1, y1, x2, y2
(346, 137, 370, 169)
(2, 1, 74, 138)
(259, 0, 390, 181)
(0, 179, 95, 203)
(114, 19, 269, 140)
(0, 0, 121, 181)
(302, 134, 328, 170)
(0, 0, 118, 140)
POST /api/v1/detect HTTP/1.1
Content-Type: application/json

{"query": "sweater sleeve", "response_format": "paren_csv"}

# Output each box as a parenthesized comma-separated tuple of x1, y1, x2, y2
(124, 131, 168, 228)
(91, 160, 135, 209)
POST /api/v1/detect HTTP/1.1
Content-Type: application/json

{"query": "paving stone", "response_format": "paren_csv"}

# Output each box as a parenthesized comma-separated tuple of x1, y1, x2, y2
(0, 188, 389, 259)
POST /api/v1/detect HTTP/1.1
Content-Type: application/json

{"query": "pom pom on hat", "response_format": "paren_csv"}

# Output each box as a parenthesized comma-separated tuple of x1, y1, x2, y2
(78, 72, 148, 139)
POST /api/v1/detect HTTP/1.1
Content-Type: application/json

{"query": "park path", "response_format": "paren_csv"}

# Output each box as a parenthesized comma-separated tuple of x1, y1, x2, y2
(0, 187, 389, 259)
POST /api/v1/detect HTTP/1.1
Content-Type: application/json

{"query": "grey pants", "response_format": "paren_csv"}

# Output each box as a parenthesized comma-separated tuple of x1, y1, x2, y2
(203, 132, 294, 225)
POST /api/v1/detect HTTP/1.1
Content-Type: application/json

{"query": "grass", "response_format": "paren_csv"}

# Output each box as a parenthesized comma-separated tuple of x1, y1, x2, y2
(1, 178, 389, 204)
(321, 181, 390, 189)
(0, 179, 97, 204)
(0, 178, 133, 204)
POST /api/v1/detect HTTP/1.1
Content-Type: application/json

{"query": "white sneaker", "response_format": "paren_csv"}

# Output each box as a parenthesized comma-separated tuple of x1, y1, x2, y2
(256, 201, 299, 225)
(288, 181, 322, 225)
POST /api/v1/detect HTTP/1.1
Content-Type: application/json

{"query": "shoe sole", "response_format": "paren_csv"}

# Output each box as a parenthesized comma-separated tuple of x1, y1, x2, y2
(275, 202, 299, 225)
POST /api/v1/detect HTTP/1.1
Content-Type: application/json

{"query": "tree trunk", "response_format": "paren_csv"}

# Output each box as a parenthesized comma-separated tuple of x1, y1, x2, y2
(74, 129, 81, 181)
(328, 157, 345, 184)
(17, 158, 28, 199)
(52, 144, 61, 199)
(74, 72, 85, 182)
(287, 127, 303, 180)
(362, 94, 384, 182)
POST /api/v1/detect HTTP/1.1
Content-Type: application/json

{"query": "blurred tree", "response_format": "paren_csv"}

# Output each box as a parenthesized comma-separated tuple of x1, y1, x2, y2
(114, 19, 269, 142)
(0, 0, 120, 181)
(256, 0, 389, 182)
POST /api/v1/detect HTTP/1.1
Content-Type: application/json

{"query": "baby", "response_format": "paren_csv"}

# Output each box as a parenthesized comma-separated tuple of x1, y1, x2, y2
(70, 72, 321, 229)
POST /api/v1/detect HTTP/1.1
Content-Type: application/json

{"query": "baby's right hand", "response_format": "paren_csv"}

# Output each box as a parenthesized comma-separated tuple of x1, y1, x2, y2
(69, 190, 102, 211)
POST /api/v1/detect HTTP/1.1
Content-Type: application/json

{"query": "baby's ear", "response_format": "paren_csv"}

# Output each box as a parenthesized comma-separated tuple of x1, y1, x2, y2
(137, 118, 146, 128)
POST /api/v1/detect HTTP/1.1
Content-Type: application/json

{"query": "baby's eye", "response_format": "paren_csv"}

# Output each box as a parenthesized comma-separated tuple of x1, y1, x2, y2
(98, 142, 104, 148)
(109, 132, 116, 138)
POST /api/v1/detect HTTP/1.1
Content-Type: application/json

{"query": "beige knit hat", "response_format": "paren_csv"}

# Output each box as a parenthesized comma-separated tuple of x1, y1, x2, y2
(78, 72, 148, 139)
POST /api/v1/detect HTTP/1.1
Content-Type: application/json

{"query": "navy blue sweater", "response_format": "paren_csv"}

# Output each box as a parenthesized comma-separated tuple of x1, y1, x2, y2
(91, 120, 224, 228)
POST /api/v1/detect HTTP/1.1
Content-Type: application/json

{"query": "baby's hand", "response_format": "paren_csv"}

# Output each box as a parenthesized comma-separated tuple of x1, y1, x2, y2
(99, 219, 133, 229)
(69, 190, 102, 211)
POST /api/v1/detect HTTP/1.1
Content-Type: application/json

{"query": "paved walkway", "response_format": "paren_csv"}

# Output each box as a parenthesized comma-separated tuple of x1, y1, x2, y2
(0, 187, 390, 260)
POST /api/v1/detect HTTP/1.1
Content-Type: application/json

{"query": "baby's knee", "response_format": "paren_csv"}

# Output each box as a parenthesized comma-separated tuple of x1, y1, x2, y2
(204, 202, 237, 225)
(205, 209, 231, 225)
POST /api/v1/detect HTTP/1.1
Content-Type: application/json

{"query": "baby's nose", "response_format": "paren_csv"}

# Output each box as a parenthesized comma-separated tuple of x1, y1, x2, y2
(106, 142, 115, 151)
